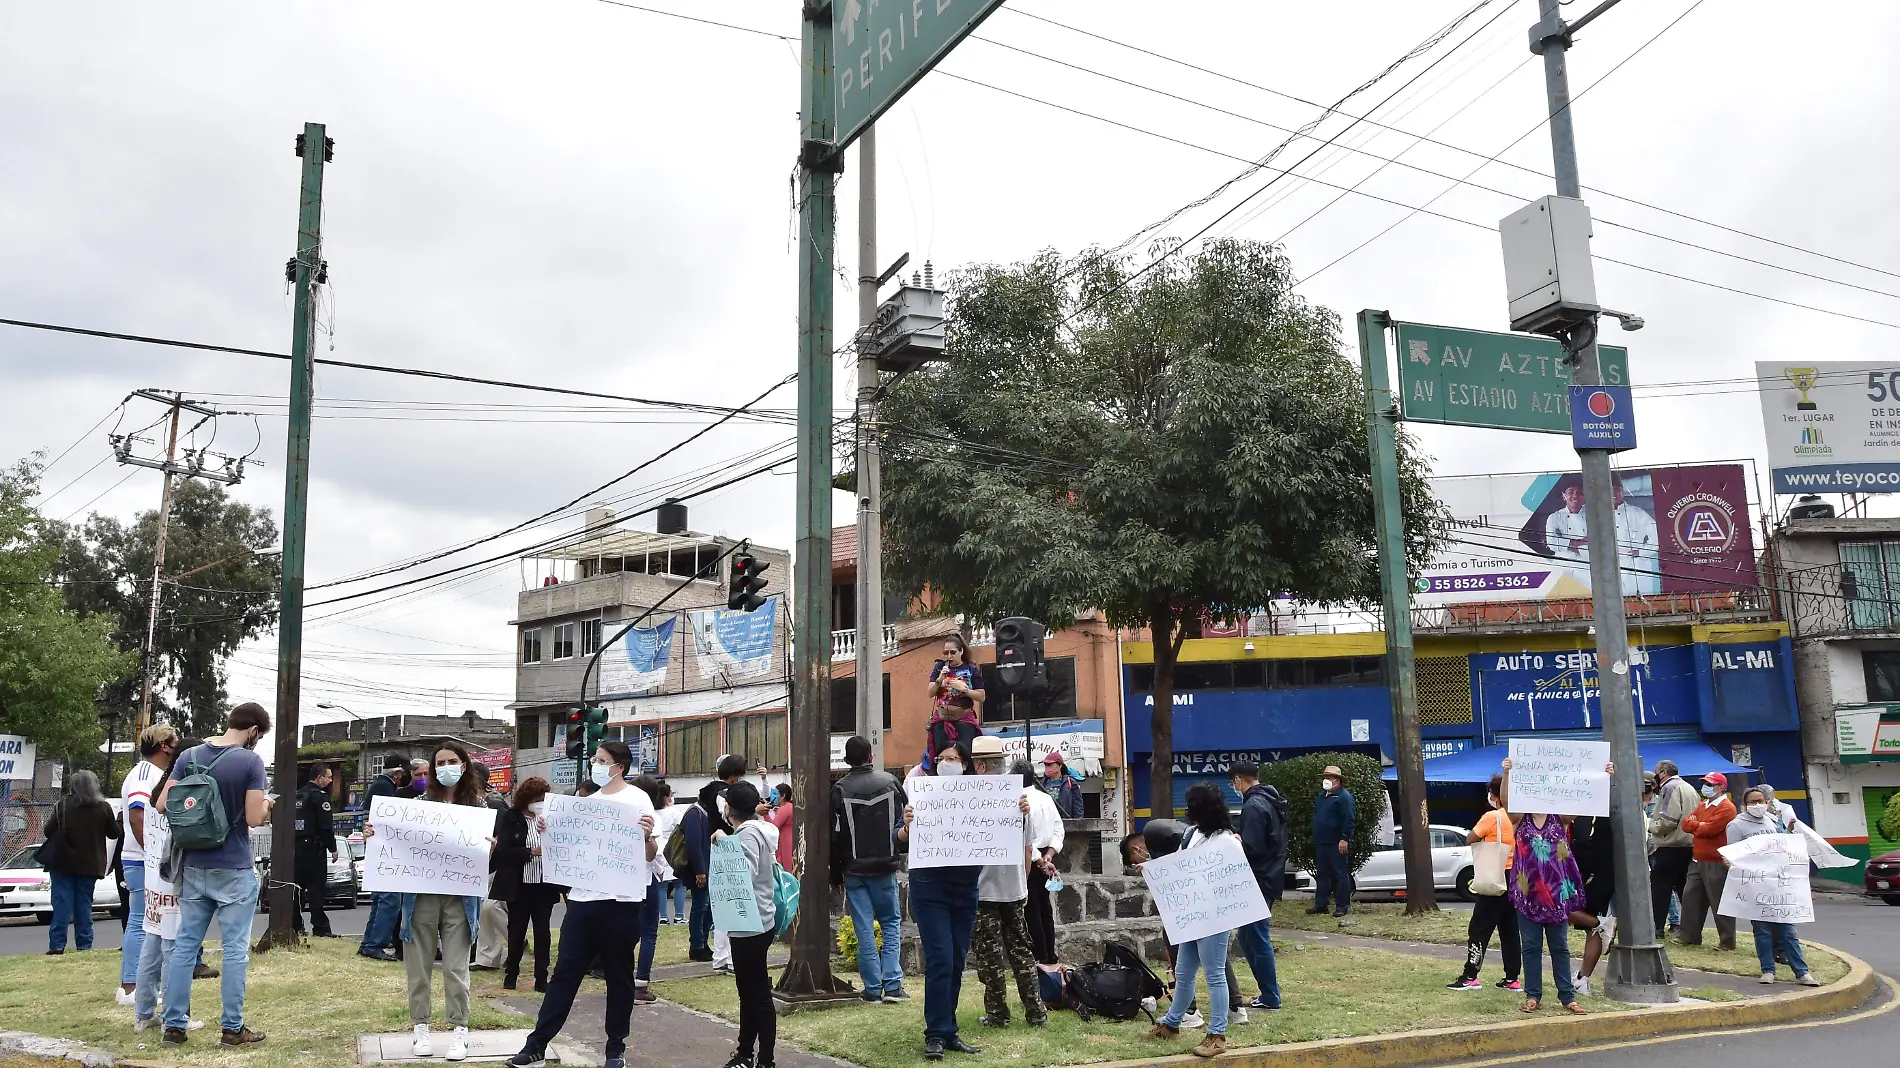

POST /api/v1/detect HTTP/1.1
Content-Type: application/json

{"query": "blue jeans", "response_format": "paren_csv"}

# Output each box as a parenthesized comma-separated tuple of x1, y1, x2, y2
(636, 879, 662, 982)
(671, 879, 689, 921)
(1236, 915, 1279, 1008)
(164, 865, 258, 1033)
(1162, 932, 1230, 1036)
(360, 891, 401, 952)
(48, 872, 98, 951)
(134, 929, 169, 1023)
(911, 869, 979, 1042)
(121, 862, 146, 983)
(1517, 913, 1575, 1005)
(1314, 849, 1352, 914)
(689, 884, 713, 954)
(1752, 921, 1809, 976)
(845, 872, 905, 998)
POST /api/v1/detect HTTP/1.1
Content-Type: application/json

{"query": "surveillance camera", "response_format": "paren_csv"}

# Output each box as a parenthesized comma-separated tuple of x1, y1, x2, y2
(1243, 641, 1256, 654)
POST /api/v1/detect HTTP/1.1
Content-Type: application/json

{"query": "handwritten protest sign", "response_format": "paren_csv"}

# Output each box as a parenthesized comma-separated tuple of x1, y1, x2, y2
(363, 796, 496, 895)
(1140, 834, 1270, 945)
(1506, 738, 1610, 816)
(709, 835, 764, 933)
(143, 813, 180, 939)
(543, 793, 651, 900)
(1718, 833, 1814, 923)
(906, 774, 1024, 869)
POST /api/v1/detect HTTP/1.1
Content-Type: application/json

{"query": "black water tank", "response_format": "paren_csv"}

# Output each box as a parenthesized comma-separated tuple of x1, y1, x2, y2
(656, 498, 688, 534)
(1790, 494, 1836, 520)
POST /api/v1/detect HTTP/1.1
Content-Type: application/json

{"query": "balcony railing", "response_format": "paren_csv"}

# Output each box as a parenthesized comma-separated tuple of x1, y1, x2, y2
(831, 625, 899, 660)
(1780, 563, 1900, 638)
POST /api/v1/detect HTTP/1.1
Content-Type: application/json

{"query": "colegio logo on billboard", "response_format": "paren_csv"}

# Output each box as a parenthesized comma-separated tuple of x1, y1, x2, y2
(1667, 491, 1737, 556)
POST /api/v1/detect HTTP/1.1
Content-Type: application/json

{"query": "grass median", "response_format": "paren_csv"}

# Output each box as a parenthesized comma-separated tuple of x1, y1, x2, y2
(1272, 903, 1849, 984)
(656, 940, 1622, 1068)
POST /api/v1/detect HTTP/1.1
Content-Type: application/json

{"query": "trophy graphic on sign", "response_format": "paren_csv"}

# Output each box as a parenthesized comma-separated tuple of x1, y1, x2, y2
(1783, 366, 1820, 410)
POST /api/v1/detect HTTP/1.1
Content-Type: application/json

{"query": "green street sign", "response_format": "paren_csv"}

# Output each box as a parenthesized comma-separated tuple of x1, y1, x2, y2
(831, 0, 1006, 151)
(1393, 321, 1631, 435)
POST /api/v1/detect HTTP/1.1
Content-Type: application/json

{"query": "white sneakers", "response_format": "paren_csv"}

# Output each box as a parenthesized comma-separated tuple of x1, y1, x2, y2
(1232, 1007, 1250, 1026)
(413, 1025, 434, 1057)
(1760, 972, 1777, 984)
(115, 988, 136, 1007)
(135, 1016, 203, 1032)
(413, 1024, 469, 1059)
(1573, 974, 1593, 998)
(447, 1027, 469, 1062)
(1180, 1011, 1206, 1030)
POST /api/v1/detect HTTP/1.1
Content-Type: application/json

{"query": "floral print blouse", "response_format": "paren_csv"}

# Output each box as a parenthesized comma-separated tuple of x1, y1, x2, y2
(1509, 812, 1584, 925)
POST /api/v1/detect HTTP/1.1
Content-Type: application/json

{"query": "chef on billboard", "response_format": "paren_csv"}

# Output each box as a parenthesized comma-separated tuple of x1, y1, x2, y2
(1534, 475, 1660, 595)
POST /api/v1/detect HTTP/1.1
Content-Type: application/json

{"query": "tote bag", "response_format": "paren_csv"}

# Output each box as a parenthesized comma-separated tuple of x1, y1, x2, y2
(1471, 840, 1510, 897)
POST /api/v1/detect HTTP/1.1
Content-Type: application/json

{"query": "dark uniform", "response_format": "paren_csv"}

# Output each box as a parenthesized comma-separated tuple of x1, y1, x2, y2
(293, 780, 337, 936)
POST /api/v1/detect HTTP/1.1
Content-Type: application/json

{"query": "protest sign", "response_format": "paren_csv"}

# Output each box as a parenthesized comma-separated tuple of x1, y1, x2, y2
(1506, 737, 1610, 816)
(543, 793, 652, 900)
(363, 796, 496, 895)
(1140, 833, 1271, 945)
(906, 774, 1024, 869)
(1718, 833, 1814, 923)
(709, 835, 764, 934)
(142, 814, 180, 939)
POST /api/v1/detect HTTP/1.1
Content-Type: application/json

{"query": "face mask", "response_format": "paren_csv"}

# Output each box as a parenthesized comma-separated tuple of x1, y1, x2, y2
(590, 763, 615, 787)
(1700, 785, 1717, 798)
(435, 764, 464, 787)
(529, 801, 545, 816)
(1747, 803, 1769, 818)
(1322, 779, 1336, 792)
(938, 760, 964, 777)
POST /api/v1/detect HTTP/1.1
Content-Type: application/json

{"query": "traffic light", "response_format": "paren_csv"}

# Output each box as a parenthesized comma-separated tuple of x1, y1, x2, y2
(728, 546, 769, 612)
(992, 617, 1047, 697)
(584, 707, 609, 757)
(565, 709, 587, 760)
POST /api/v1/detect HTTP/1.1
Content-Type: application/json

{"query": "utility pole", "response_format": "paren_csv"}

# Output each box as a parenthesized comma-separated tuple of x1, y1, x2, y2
(265, 122, 331, 948)
(854, 124, 887, 770)
(138, 401, 180, 730)
(1528, 0, 1675, 1002)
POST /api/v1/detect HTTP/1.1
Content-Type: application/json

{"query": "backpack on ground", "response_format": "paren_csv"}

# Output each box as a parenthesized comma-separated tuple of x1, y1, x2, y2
(167, 747, 236, 852)
(1102, 941, 1167, 1003)
(1039, 966, 1078, 1011)
(1069, 960, 1154, 1023)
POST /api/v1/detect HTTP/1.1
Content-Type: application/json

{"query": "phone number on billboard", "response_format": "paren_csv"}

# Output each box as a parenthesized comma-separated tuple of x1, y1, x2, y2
(1422, 574, 1537, 592)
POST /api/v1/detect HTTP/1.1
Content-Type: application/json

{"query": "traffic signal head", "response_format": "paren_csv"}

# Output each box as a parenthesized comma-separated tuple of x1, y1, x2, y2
(728, 549, 769, 612)
(565, 709, 587, 760)
(584, 707, 609, 753)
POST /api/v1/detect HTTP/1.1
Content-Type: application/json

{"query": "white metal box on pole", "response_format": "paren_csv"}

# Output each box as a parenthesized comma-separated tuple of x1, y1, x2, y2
(1501, 195, 1598, 335)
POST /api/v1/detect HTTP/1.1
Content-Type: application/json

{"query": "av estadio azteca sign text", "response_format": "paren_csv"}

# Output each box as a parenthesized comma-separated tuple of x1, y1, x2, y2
(1395, 322, 1629, 435)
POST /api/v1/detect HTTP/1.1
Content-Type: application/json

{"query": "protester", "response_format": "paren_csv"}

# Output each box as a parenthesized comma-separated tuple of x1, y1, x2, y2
(1024, 758, 1066, 968)
(682, 754, 748, 964)
(1500, 756, 1611, 1015)
(117, 724, 181, 1001)
(898, 740, 983, 1060)
(1641, 773, 1681, 932)
(292, 763, 339, 939)
(1727, 786, 1821, 987)
(365, 743, 491, 1060)
(1038, 752, 1083, 819)
(402, 757, 430, 798)
(631, 775, 668, 1005)
(1308, 765, 1356, 918)
(1451, 774, 1521, 991)
(508, 741, 657, 1068)
(43, 770, 121, 956)
(1647, 759, 1698, 932)
(131, 735, 209, 1034)
(715, 780, 780, 1068)
(970, 742, 1044, 1029)
(768, 780, 797, 873)
(1123, 817, 1241, 1029)
(830, 735, 909, 1003)
(1677, 771, 1737, 951)
(924, 634, 983, 765)
(470, 761, 511, 971)
(360, 757, 410, 962)
(1567, 810, 1615, 997)
(1145, 783, 1237, 1059)
(1761, 784, 1806, 833)
(653, 783, 689, 925)
(493, 777, 556, 992)
(1230, 760, 1287, 1010)
(158, 702, 274, 1047)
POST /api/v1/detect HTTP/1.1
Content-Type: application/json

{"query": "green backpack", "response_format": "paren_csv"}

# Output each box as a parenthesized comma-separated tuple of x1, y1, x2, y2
(167, 747, 235, 852)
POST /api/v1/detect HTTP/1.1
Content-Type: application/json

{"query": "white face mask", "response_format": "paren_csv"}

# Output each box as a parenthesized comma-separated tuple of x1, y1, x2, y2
(529, 801, 545, 816)
(1747, 803, 1769, 818)
(1321, 779, 1336, 792)
(435, 764, 464, 787)
(590, 763, 616, 787)
(938, 760, 965, 777)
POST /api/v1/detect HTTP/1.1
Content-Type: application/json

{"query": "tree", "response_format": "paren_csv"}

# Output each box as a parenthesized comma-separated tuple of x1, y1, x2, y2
(0, 459, 136, 759)
(1257, 751, 1388, 874)
(44, 479, 280, 738)
(881, 240, 1445, 817)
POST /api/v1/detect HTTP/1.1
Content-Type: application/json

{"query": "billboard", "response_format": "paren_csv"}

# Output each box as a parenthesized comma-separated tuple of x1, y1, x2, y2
(1756, 361, 1900, 493)
(1416, 463, 1754, 605)
(597, 617, 675, 698)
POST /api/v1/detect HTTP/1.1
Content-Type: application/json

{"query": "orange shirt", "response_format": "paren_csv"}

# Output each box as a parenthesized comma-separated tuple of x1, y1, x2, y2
(1474, 809, 1515, 868)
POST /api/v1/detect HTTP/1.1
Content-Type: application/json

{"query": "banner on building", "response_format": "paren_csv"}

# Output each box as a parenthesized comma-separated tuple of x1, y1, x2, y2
(638, 725, 660, 772)
(0, 736, 36, 782)
(689, 596, 778, 680)
(598, 617, 675, 698)
(1416, 464, 1753, 605)
(478, 747, 513, 791)
(990, 720, 1106, 776)
(1757, 361, 1900, 493)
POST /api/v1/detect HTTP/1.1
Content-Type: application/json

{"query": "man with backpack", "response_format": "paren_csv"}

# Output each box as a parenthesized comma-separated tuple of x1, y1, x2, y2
(829, 735, 908, 1003)
(156, 702, 275, 1049)
(1231, 760, 1288, 1012)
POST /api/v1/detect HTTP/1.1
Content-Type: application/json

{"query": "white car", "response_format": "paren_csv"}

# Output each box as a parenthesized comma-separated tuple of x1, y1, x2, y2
(1353, 824, 1478, 900)
(0, 843, 120, 924)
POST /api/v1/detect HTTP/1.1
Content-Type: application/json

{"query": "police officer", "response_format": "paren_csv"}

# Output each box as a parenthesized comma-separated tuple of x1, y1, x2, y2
(294, 763, 339, 938)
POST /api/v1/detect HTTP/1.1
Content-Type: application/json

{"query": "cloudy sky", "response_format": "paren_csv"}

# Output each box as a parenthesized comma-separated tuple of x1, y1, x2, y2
(5, 0, 1897, 729)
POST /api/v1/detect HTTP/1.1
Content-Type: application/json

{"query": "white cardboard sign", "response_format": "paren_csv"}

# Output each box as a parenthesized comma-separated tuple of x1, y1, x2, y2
(1141, 833, 1271, 946)
(362, 796, 496, 896)
(1507, 738, 1610, 816)
(906, 774, 1024, 869)
(142, 813, 180, 939)
(1718, 833, 1814, 923)
(543, 793, 652, 900)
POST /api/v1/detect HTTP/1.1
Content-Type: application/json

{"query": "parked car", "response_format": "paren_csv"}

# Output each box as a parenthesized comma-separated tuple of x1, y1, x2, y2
(0, 844, 119, 924)
(250, 830, 360, 909)
(347, 832, 368, 901)
(1865, 847, 1900, 905)
(1302, 824, 1478, 900)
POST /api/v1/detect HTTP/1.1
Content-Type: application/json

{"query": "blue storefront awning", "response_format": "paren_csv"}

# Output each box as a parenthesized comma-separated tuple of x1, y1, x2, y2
(1384, 740, 1753, 784)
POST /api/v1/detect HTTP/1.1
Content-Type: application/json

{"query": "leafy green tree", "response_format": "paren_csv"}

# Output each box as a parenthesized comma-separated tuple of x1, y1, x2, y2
(1879, 788, 1900, 844)
(1256, 751, 1389, 875)
(0, 460, 136, 759)
(44, 479, 279, 738)
(880, 239, 1444, 816)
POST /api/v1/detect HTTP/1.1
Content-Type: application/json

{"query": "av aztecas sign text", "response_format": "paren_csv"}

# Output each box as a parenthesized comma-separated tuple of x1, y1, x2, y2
(1395, 321, 1630, 435)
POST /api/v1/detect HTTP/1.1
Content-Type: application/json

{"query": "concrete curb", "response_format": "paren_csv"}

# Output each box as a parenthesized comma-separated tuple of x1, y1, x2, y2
(1092, 942, 1879, 1068)
(0, 1029, 119, 1068)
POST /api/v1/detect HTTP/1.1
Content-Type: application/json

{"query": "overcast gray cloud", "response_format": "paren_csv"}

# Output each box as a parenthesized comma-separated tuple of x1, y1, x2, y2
(6, 0, 1899, 725)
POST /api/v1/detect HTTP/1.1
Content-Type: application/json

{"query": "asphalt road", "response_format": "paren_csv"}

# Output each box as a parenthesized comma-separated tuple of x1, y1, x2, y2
(0, 898, 373, 957)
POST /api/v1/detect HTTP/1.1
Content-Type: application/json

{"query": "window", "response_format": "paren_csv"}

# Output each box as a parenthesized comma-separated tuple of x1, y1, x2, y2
(521, 628, 542, 664)
(1841, 540, 1900, 630)
(1129, 665, 1155, 693)
(515, 715, 538, 752)
(1865, 650, 1900, 702)
(551, 623, 576, 661)
(981, 657, 1079, 724)
(829, 674, 893, 733)
(1172, 663, 1233, 690)
(1431, 828, 1464, 849)
(727, 713, 788, 769)
(582, 619, 603, 657)
(544, 712, 561, 748)
(664, 719, 720, 776)
(1232, 661, 1265, 689)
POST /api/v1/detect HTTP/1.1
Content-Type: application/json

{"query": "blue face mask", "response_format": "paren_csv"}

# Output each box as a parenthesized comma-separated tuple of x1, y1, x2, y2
(435, 764, 464, 788)
(591, 763, 616, 787)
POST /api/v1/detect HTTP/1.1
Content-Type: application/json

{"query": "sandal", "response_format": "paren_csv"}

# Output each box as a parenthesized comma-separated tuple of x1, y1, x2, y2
(1562, 1002, 1587, 1015)
(1521, 998, 1540, 1013)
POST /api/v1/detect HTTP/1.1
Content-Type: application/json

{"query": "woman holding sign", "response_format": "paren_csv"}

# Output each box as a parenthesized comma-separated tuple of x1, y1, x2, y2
(1499, 757, 1610, 1015)
(1727, 787, 1821, 987)
(711, 781, 779, 1068)
(1144, 784, 1237, 1060)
